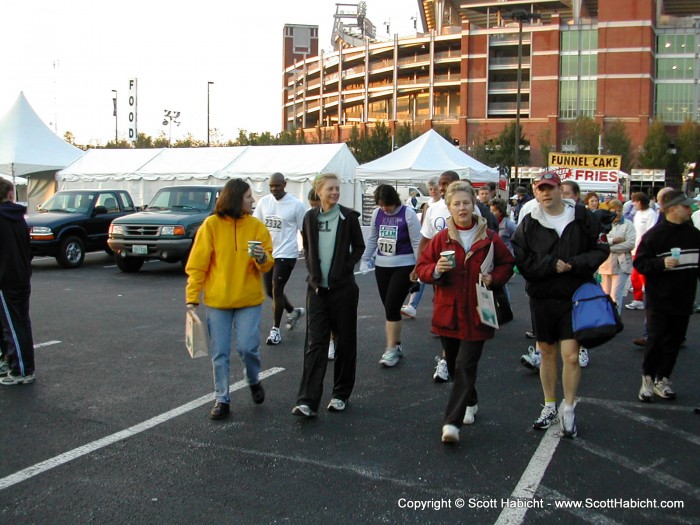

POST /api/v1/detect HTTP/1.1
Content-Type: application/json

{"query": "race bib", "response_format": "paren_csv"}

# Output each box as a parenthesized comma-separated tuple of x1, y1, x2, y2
(378, 225, 398, 256)
(264, 215, 282, 232)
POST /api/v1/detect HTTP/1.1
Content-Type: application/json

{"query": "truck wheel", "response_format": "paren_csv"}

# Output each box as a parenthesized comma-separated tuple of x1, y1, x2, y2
(56, 236, 85, 268)
(115, 255, 144, 273)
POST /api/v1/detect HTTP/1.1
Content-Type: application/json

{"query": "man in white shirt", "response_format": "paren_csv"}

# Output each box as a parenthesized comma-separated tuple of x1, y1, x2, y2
(254, 173, 307, 345)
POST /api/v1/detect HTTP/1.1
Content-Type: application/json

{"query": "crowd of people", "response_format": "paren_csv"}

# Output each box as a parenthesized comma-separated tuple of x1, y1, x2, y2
(2, 170, 698, 446)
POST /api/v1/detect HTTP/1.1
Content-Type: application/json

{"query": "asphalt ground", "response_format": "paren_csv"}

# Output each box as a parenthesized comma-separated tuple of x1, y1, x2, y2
(1, 253, 699, 524)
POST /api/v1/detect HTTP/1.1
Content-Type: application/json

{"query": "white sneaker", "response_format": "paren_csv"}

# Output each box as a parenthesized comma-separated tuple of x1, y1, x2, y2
(266, 327, 281, 345)
(433, 357, 449, 382)
(560, 400, 578, 438)
(400, 305, 416, 319)
(653, 377, 676, 399)
(638, 375, 653, 402)
(441, 424, 460, 443)
(463, 404, 478, 425)
(328, 340, 336, 360)
(578, 347, 589, 368)
(327, 398, 346, 411)
(520, 346, 541, 371)
(625, 300, 645, 310)
(379, 346, 401, 367)
(285, 307, 305, 330)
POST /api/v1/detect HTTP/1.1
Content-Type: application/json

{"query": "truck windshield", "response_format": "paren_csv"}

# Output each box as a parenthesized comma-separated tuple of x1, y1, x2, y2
(148, 189, 212, 212)
(39, 192, 95, 213)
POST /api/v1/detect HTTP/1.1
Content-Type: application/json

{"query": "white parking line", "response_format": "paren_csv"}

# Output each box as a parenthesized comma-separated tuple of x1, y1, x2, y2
(33, 340, 61, 349)
(0, 366, 285, 491)
(494, 425, 561, 525)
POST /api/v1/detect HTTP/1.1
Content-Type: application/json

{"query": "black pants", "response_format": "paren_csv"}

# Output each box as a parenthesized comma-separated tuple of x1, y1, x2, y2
(643, 309, 689, 380)
(0, 288, 35, 376)
(441, 337, 485, 427)
(297, 283, 358, 411)
(374, 265, 413, 322)
(263, 258, 297, 327)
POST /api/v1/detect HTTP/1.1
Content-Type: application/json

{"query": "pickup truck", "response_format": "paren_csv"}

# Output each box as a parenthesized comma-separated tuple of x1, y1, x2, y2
(108, 185, 222, 273)
(26, 189, 137, 268)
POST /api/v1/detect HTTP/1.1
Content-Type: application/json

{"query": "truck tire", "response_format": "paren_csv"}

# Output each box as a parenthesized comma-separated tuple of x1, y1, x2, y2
(56, 236, 85, 269)
(115, 255, 145, 273)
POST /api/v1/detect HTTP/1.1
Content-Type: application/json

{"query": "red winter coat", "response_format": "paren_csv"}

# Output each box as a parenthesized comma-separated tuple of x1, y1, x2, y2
(416, 216, 515, 341)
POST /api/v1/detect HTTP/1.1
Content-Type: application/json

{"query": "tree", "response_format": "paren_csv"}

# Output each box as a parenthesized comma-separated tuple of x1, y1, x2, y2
(135, 133, 155, 148)
(153, 132, 170, 148)
(676, 120, 700, 169)
(497, 122, 530, 174)
(469, 131, 499, 168)
(602, 121, 632, 173)
(104, 138, 133, 149)
(537, 127, 554, 167)
(395, 122, 420, 148)
(638, 120, 670, 169)
(568, 115, 600, 154)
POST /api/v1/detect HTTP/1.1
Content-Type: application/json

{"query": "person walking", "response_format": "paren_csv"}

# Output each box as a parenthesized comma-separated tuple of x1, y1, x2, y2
(253, 172, 307, 346)
(597, 200, 635, 315)
(360, 184, 421, 367)
(626, 192, 658, 310)
(0, 179, 35, 385)
(293, 173, 365, 417)
(185, 179, 273, 420)
(416, 181, 514, 443)
(634, 191, 700, 402)
(512, 171, 609, 438)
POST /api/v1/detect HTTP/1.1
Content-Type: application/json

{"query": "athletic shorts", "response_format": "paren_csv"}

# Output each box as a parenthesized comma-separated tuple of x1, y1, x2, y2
(529, 297, 574, 344)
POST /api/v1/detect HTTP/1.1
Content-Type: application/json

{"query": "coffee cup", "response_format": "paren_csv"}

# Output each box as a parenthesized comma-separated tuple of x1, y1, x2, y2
(670, 247, 681, 260)
(440, 250, 456, 268)
(248, 240, 262, 257)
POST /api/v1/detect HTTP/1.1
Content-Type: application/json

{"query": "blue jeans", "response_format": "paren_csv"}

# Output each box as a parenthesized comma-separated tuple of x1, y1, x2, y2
(206, 304, 262, 404)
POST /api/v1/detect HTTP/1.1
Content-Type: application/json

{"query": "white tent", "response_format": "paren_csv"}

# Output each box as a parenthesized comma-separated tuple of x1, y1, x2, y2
(355, 129, 499, 184)
(58, 143, 358, 208)
(217, 143, 358, 207)
(0, 92, 84, 207)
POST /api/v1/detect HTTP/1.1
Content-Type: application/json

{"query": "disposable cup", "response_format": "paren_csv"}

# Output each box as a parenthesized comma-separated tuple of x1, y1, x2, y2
(248, 240, 262, 257)
(440, 250, 456, 268)
(670, 247, 681, 260)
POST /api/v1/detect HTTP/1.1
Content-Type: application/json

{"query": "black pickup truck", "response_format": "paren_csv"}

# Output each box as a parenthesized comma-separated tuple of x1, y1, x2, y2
(108, 185, 222, 273)
(26, 189, 137, 268)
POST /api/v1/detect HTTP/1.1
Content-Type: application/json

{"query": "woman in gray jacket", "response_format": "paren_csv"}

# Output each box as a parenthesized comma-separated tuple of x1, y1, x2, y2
(597, 199, 635, 314)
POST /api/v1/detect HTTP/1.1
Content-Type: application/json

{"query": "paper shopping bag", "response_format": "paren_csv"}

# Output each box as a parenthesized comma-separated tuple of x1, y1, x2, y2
(185, 309, 209, 358)
(476, 280, 499, 329)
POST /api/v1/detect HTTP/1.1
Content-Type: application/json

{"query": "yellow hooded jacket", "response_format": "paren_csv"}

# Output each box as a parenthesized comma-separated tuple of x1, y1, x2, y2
(185, 214, 274, 308)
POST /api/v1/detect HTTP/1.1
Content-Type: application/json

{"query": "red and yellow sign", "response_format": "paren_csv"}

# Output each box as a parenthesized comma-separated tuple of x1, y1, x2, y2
(548, 153, 621, 171)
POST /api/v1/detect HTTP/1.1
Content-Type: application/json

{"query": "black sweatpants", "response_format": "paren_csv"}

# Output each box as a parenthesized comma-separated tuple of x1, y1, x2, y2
(297, 283, 359, 411)
(374, 265, 413, 322)
(643, 309, 690, 380)
(441, 336, 485, 427)
(0, 288, 35, 376)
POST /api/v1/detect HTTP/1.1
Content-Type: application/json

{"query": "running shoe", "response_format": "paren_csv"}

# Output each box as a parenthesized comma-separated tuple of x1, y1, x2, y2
(285, 308, 305, 330)
(578, 347, 589, 368)
(266, 327, 281, 345)
(638, 375, 653, 402)
(520, 346, 541, 371)
(624, 300, 644, 310)
(327, 398, 346, 412)
(560, 401, 578, 438)
(379, 346, 401, 367)
(653, 377, 676, 400)
(400, 305, 416, 319)
(433, 357, 449, 382)
(441, 424, 460, 443)
(463, 404, 478, 425)
(533, 405, 557, 430)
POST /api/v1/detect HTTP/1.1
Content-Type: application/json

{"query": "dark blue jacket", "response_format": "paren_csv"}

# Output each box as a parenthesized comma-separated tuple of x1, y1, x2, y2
(0, 201, 31, 290)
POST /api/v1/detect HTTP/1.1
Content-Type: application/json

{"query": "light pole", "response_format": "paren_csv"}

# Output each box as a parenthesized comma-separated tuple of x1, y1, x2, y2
(508, 10, 540, 183)
(162, 109, 181, 147)
(111, 90, 118, 143)
(207, 81, 214, 147)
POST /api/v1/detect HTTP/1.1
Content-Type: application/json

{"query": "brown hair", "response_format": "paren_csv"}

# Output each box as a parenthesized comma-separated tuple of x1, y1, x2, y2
(0, 179, 13, 202)
(215, 179, 250, 218)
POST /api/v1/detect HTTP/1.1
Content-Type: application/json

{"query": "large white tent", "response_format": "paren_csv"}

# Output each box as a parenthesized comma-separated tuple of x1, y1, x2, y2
(0, 92, 84, 206)
(57, 143, 358, 207)
(355, 129, 499, 184)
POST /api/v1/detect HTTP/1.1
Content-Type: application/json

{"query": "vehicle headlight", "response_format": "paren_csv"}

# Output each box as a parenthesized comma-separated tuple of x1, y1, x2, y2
(109, 224, 125, 236)
(30, 226, 54, 239)
(161, 226, 185, 236)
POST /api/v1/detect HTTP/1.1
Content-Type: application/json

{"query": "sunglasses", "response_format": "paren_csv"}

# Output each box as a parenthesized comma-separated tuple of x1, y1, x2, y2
(538, 173, 558, 182)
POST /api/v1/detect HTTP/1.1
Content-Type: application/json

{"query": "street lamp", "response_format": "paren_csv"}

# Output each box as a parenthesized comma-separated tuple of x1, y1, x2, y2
(111, 90, 118, 143)
(162, 109, 181, 147)
(508, 10, 540, 183)
(207, 81, 214, 147)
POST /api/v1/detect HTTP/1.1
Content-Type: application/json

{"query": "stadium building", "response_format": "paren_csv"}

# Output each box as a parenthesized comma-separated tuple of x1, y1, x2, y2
(282, 0, 699, 168)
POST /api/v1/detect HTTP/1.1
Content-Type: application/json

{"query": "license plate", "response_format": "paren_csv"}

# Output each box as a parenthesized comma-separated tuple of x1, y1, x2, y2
(133, 245, 148, 255)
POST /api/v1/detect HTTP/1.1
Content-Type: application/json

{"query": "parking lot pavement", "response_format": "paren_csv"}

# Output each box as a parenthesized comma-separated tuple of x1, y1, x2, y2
(1, 254, 698, 524)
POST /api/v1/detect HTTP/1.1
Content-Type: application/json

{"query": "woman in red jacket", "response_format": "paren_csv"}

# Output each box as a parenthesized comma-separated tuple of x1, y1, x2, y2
(416, 181, 514, 444)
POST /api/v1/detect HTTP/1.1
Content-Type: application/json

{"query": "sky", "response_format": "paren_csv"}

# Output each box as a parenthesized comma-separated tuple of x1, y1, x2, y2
(0, 0, 422, 146)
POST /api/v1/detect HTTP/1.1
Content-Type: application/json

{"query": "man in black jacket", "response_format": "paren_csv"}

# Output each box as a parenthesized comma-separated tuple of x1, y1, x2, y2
(513, 172, 609, 437)
(634, 190, 700, 402)
(0, 179, 35, 385)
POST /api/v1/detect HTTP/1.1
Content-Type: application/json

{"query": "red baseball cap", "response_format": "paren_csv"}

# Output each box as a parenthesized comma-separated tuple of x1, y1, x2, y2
(534, 171, 561, 189)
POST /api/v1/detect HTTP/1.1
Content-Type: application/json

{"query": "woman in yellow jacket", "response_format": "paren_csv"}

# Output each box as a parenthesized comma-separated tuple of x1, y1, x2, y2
(186, 179, 273, 420)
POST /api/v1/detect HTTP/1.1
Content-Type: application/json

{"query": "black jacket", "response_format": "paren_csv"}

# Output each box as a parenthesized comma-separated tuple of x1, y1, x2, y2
(0, 201, 31, 290)
(302, 204, 365, 291)
(512, 202, 609, 300)
(634, 219, 700, 315)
